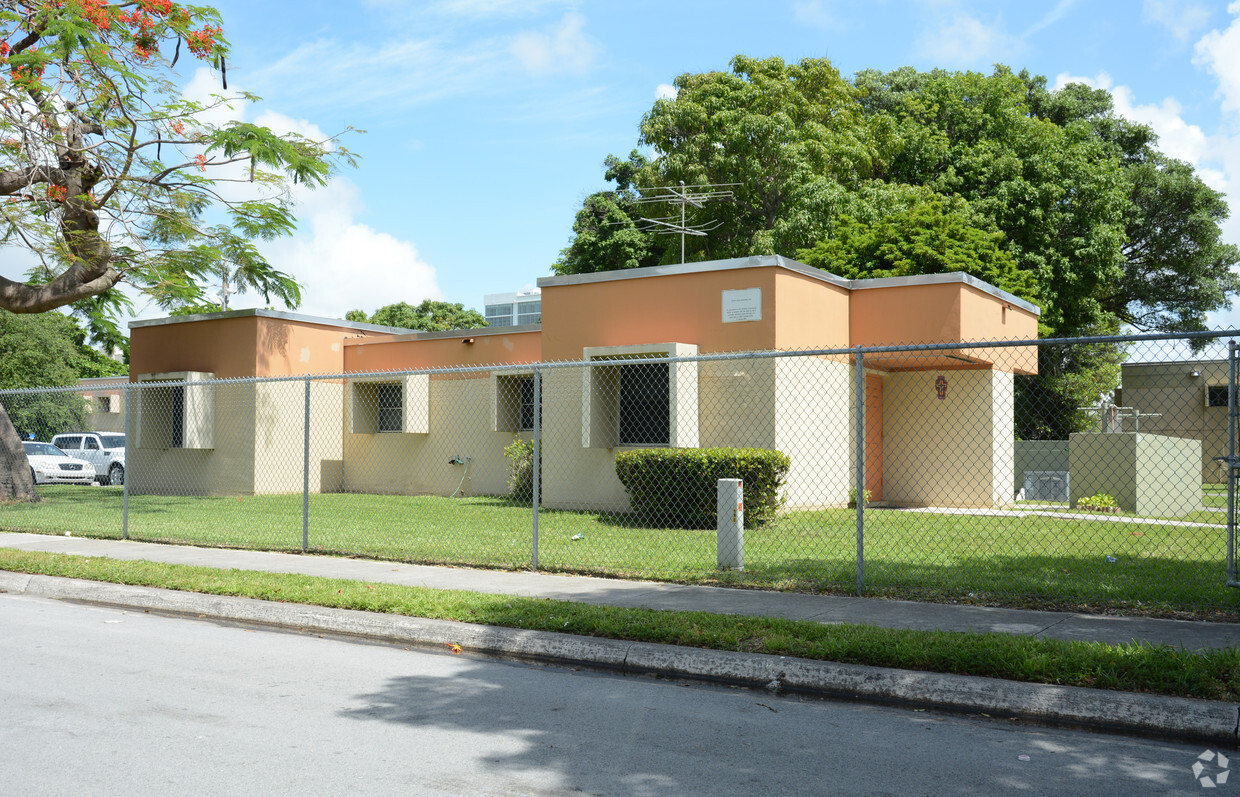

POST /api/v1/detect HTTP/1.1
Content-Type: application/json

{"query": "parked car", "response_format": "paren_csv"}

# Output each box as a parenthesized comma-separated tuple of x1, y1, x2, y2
(50, 432, 126, 486)
(22, 441, 97, 485)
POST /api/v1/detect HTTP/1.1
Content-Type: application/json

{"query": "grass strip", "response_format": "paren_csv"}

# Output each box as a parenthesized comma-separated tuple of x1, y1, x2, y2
(1, 547, 1236, 702)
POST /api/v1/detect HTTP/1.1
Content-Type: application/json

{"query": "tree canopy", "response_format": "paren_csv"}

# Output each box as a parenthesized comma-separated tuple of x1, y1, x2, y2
(0, 0, 351, 501)
(557, 56, 1237, 347)
(0, 0, 351, 332)
(0, 309, 123, 452)
(345, 300, 488, 332)
(553, 57, 1239, 439)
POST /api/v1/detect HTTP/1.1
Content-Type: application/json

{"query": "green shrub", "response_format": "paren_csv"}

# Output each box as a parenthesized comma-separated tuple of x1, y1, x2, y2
(614, 447, 790, 529)
(1076, 493, 1119, 511)
(504, 436, 535, 500)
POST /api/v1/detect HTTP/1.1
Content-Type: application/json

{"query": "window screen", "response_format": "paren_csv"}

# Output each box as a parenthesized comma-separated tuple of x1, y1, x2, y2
(618, 362, 669, 446)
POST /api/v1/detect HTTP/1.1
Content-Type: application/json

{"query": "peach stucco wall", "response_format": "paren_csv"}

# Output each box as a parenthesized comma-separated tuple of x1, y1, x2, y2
(130, 316, 261, 380)
(344, 330, 543, 372)
(540, 269, 781, 360)
(850, 282, 1038, 374)
(772, 270, 851, 351)
(131, 315, 401, 380)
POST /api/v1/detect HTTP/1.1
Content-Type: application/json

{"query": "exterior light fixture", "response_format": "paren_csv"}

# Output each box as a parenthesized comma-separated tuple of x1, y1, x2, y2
(1190, 369, 1201, 378)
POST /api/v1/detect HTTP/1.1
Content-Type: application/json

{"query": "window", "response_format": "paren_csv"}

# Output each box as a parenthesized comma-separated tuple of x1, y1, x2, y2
(493, 373, 541, 433)
(349, 375, 429, 434)
(581, 343, 699, 449)
(516, 300, 541, 326)
(486, 303, 514, 327)
(134, 372, 215, 449)
(1208, 385, 1230, 408)
(376, 384, 402, 432)
(618, 363, 669, 445)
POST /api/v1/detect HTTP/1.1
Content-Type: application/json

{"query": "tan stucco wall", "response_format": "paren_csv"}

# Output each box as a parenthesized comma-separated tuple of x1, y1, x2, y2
(128, 381, 255, 496)
(774, 356, 853, 509)
(252, 381, 344, 494)
(1069, 432, 1202, 516)
(342, 374, 514, 497)
(882, 368, 1013, 507)
(1118, 361, 1230, 483)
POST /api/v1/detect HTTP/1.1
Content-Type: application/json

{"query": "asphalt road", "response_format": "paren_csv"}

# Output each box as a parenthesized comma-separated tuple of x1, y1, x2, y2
(0, 594, 1220, 796)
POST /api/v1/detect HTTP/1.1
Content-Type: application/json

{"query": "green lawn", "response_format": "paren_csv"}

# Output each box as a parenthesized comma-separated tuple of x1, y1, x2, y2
(3, 548, 1237, 701)
(3, 486, 1238, 618)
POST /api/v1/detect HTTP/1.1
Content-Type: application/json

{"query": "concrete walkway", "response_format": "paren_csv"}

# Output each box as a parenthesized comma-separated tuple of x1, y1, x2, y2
(2, 531, 1239, 743)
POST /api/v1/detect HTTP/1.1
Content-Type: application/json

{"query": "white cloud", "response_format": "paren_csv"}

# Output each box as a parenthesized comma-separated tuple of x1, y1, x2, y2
(258, 178, 442, 319)
(173, 69, 442, 319)
(509, 12, 598, 76)
(1143, 0, 1213, 42)
(1194, 2, 1240, 114)
(655, 83, 677, 101)
(914, 13, 1024, 68)
(1112, 86, 1212, 167)
(1022, 0, 1078, 38)
(793, 0, 835, 29)
(1051, 71, 1211, 167)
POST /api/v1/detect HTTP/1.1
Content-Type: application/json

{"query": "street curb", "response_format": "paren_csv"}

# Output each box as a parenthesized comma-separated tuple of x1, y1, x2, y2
(4, 570, 1238, 746)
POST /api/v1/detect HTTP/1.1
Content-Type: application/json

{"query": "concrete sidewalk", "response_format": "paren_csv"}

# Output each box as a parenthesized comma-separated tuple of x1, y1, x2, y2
(3, 532, 1237, 650)
(2, 532, 1239, 744)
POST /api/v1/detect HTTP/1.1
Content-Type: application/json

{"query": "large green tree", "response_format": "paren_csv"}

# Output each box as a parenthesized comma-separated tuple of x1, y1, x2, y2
(346, 300, 488, 332)
(558, 57, 1238, 439)
(0, 309, 124, 498)
(0, 0, 351, 500)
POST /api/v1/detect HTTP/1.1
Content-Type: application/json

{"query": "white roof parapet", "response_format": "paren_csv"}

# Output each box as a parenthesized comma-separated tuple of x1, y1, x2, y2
(129, 307, 415, 335)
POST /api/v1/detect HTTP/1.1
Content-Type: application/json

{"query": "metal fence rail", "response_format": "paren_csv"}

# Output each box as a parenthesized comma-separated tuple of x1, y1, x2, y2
(3, 330, 1240, 616)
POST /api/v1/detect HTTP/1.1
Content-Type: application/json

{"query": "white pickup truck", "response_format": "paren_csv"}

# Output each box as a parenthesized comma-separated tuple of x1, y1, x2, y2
(51, 432, 126, 486)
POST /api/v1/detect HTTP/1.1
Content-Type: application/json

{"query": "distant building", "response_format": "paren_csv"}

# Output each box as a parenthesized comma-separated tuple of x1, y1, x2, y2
(1117, 360, 1233, 483)
(484, 289, 541, 327)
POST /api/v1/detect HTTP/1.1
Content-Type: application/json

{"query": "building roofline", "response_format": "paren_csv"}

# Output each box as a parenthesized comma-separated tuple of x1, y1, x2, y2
(849, 272, 1040, 315)
(537, 255, 1040, 316)
(129, 307, 420, 335)
(344, 323, 541, 346)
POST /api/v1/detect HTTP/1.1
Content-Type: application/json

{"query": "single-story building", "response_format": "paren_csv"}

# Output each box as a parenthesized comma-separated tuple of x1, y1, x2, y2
(125, 255, 1039, 510)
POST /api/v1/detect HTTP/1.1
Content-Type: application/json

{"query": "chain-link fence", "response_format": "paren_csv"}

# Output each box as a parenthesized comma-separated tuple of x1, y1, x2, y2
(3, 330, 1240, 616)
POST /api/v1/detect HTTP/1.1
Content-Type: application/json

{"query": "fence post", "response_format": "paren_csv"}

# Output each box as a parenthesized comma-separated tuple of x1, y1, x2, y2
(854, 348, 865, 595)
(1229, 341, 1237, 585)
(122, 382, 130, 540)
(302, 377, 311, 552)
(532, 366, 541, 570)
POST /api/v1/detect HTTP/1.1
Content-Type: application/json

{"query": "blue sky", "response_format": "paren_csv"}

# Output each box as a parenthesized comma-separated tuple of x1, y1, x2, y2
(12, 0, 1240, 329)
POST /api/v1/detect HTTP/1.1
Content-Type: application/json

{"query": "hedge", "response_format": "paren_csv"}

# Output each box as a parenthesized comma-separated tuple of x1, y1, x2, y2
(614, 447, 791, 529)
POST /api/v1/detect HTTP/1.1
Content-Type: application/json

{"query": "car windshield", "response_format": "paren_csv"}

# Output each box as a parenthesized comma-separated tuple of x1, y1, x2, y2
(23, 442, 65, 457)
(99, 434, 125, 449)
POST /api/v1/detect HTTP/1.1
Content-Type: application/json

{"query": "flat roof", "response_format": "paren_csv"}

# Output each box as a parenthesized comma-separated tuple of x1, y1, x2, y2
(344, 323, 541, 346)
(538, 255, 1040, 315)
(130, 307, 412, 335)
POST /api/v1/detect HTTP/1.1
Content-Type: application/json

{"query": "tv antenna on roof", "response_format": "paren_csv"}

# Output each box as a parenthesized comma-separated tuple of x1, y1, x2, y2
(631, 181, 737, 264)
